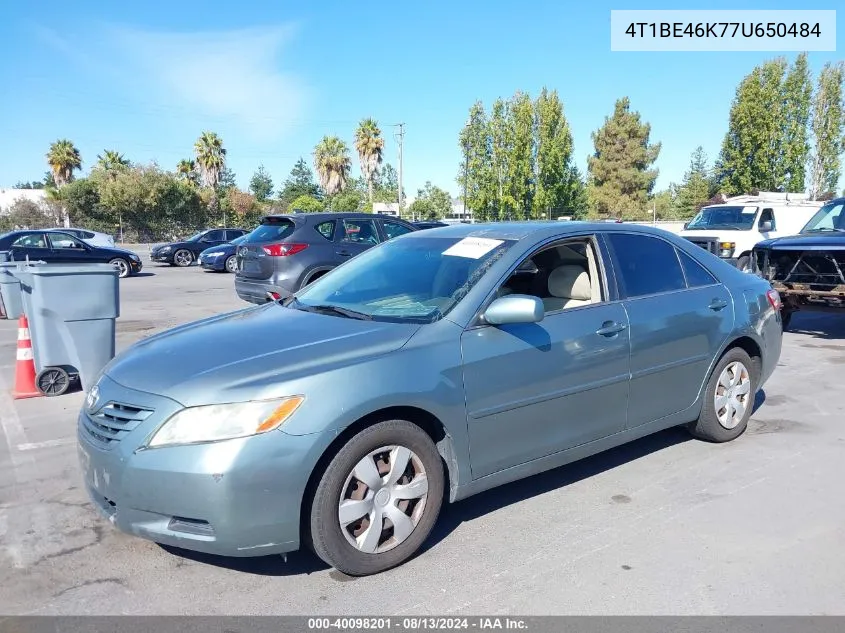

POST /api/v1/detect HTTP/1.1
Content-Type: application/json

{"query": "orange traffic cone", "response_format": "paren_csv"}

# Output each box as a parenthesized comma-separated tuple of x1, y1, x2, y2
(13, 314, 41, 399)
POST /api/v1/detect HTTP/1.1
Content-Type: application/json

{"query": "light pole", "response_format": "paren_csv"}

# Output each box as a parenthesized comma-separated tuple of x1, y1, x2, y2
(463, 136, 469, 222)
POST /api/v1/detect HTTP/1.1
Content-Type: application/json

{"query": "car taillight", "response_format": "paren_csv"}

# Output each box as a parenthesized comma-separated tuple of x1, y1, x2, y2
(766, 289, 782, 311)
(263, 243, 308, 257)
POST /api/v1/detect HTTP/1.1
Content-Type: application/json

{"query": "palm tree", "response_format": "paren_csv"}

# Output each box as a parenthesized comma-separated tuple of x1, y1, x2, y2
(96, 150, 129, 172)
(313, 136, 352, 197)
(46, 139, 82, 188)
(176, 159, 197, 183)
(193, 131, 226, 189)
(354, 118, 384, 205)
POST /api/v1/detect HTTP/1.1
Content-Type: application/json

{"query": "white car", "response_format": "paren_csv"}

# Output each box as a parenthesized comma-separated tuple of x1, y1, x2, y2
(45, 228, 115, 248)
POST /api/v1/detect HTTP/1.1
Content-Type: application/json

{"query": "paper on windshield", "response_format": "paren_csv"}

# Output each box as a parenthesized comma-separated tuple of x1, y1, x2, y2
(443, 237, 504, 259)
(741, 206, 758, 214)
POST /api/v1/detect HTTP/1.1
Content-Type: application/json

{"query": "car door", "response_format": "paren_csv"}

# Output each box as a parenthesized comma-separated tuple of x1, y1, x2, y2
(604, 232, 733, 429)
(461, 235, 631, 479)
(379, 219, 416, 241)
(46, 232, 93, 264)
(335, 218, 382, 261)
(9, 232, 52, 262)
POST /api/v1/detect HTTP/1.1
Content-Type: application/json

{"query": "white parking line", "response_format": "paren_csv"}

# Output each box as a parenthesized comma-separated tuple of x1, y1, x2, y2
(0, 373, 34, 479)
(17, 438, 75, 451)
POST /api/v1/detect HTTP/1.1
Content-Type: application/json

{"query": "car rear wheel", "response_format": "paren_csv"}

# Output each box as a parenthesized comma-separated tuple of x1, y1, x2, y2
(225, 255, 238, 273)
(736, 255, 751, 272)
(781, 310, 793, 331)
(309, 420, 444, 576)
(688, 347, 756, 443)
(109, 258, 130, 279)
(173, 249, 193, 267)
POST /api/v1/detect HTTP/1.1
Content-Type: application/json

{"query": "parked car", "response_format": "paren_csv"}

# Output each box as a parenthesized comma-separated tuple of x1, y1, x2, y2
(78, 222, 782, 576)
(751, 196, 845, 330)
(150, 228, 248, 267)
(234, 212, 418, 304)
(413, 221, 449, 230)
(0, 229, 142, 278)
(681, 192, 822, 271)
(46, 228, 115, 248)
(199, 234, 249, 273)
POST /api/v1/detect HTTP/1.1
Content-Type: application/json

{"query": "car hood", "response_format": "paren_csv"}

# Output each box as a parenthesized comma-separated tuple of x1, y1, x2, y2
(756, 232, 845, 250)
(103, 304, 420, 406)
(96, 245, 141, 259)
(151, 241, 191, 252)
(680, 229, 747, 239)
(200, 244, 234, 256)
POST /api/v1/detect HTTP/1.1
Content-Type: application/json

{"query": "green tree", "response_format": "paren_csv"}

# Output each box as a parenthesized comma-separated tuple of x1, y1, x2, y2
(46, 139, 82, 188)
(354, 118, 385, 206)
(314, 136, 352, 196)
(96, 150, 130, 173)
(176, 159, 198, 184)
(506, 91, 534, 219)
(288, 194, 325, 213)
(329, 189, 364, 212)
(409, 181, 453, 220)
(278, 158, 321, 206)
(781, 53, 813, 192)
(674, 146, 712, 218)
(194, 131, 227, 189)
(489, 98, 513, 219)
(533, 87, 579, 219)
(249, 164, 274, 201)
(809, 62, 845, 200)
(587, 97, 661, 219)
(60, 178, 104, 228)
(458, 102, 494, 220)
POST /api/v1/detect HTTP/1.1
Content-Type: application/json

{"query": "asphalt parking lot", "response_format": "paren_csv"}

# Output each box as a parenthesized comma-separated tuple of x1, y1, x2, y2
(1, 251, 844, 615)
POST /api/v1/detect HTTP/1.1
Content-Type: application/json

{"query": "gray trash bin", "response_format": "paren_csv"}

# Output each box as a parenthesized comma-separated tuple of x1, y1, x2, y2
(0, 261, 25, 320)
(21, 263, 120, 395)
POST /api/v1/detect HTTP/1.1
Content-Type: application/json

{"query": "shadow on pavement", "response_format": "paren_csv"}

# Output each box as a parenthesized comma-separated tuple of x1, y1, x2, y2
(787, 312, 845, 341)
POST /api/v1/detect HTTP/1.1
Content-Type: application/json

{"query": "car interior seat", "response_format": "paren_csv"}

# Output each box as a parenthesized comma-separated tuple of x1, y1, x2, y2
(543, 264, 592, 312)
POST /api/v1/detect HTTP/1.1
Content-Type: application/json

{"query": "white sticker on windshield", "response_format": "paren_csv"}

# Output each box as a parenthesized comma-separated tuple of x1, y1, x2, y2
(442, 237, 504, 259)
(741, 206, 758, 214)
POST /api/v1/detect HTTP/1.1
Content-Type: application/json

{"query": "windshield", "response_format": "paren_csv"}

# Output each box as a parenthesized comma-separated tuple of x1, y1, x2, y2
(185, 231, 206, 242)
(801, 201, 845, 233)
(686, 206, 758, 230)
(291, 235, 515, 323)
(245, 219, 296, 243)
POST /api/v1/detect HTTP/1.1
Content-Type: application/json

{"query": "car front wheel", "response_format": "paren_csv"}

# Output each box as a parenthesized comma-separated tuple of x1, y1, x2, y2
(309, 420, 444, 576)
(688, 347, 756, 443)
(173, 249, 193, 267)
(109, 258, 130, 279)
(225, 255, 238, 273)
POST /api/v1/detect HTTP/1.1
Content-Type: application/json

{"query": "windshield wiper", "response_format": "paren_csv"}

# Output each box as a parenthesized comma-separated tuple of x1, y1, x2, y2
(295, 301, 373, 320)
(804, 227, 845, 233)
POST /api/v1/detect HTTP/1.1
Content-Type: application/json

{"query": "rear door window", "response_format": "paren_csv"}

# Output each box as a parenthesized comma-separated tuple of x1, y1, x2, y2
(677, 249, 718, 287)
(224, 229, 244, 241)
(339, 219, 380, 244)
(12, 233, 48, 248)
(204, 229, 226, 242)
(606, 233, 687, 298)
(245, 219, 296, 243)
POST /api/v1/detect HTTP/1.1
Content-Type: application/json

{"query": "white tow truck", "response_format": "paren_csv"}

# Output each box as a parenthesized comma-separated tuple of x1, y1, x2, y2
(680, 192, 823, 271)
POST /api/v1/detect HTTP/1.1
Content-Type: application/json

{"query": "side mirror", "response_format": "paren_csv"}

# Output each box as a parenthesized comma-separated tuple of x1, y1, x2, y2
(760, 220, 773, 232)
(683, 222, 690, 230)
(484, 295, 544, 325)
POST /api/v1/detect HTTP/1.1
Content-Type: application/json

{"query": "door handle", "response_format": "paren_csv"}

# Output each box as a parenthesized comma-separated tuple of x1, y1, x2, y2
(336, 250, 352, 257)
(708, 298, 728, 311)
(596, 321, 627, 337)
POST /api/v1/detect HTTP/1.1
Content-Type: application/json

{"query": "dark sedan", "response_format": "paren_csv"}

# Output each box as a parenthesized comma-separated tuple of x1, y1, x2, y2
(199, 234, 249, 273)
(0, 229, 143, 278)
(150, 228, 248, 267)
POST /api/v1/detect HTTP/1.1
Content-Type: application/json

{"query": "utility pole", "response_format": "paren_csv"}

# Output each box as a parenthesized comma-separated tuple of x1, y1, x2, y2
(393, 123, 405, 219)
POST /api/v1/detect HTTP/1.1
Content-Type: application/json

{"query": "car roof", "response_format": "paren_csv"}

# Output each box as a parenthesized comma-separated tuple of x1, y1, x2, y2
(262, 212, 406, 222)
(405, 220, 681, 242)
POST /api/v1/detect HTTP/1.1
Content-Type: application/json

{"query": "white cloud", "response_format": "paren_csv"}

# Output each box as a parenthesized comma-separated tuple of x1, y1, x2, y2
(40, 23, 311, 144)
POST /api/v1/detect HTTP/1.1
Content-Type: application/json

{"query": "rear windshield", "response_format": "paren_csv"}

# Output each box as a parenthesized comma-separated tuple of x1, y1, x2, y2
(245, 218, 296, 243)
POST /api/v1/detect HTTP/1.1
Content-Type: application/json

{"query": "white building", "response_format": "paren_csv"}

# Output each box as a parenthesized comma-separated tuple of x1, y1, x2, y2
(0, 188, 49, 214)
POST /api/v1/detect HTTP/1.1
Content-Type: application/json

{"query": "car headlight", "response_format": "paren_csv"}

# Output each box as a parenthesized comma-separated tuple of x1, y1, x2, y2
(160, 246, 172, 254)
(147, 396, 304, 448)
(719, 242, 735, 258)
(130, 254, 141, 261)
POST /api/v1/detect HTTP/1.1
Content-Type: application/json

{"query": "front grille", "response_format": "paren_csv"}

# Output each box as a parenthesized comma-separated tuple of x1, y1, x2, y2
(685, 237, 720, 256)
(82, 401, 154, 449)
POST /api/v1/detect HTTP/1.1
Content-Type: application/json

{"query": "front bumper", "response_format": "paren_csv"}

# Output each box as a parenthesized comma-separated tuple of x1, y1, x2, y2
(199, 254, 226, 271)
(130, 260, 143, 273)
(234, 276, 292, 304)
(77, 376, 326, 557)
(150, 252, 173, 263)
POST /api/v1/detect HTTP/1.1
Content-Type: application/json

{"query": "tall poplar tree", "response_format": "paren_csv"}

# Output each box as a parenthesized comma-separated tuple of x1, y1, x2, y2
(808, 62, 845, 199)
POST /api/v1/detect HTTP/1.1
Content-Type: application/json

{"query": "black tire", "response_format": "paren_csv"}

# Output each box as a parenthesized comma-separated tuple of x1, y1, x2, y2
(109, 257, 130, 279)
(781, 310, 793, 331)
(36, 367, 70, 397)
(688, 347, 757, 443)
(173, 249, 193, 267)
(736, 255, 750, 272)
(225, 255, 238, 274)
(309, 420, 445, 576)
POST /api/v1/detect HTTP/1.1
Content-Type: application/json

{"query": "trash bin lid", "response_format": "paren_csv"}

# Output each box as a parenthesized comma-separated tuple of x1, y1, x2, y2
(27, 263, 118, 276)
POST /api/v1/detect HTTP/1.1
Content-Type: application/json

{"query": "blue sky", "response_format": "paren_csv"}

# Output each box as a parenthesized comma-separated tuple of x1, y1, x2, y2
(0, 0, 842, 197)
